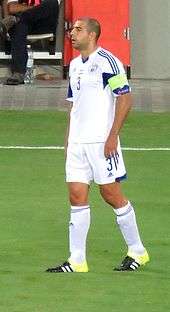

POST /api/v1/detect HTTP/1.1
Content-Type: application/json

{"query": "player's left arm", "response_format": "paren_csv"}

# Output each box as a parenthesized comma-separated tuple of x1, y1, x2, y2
(104, 92, 132, 158)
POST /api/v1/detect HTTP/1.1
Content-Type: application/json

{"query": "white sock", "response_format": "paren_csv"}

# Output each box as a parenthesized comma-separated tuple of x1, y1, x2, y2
(113, 201, 145, 255)
(69, 205, 90, 264)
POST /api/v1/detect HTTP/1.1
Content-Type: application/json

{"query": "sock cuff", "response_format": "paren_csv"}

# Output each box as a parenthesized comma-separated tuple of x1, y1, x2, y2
(71, 205, 90, 213)
(113, 201, 133, 216)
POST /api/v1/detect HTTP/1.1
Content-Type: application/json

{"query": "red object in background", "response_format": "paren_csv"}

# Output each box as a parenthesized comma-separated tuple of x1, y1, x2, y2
(65, 0, 130, 67)
(28, 0, 41, 6)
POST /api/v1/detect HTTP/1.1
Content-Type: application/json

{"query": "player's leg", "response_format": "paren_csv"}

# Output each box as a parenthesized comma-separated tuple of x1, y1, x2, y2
(46, 144, 92, 273)
(87, 142, 149, 271)
(46, 182, 90, 273)
(67, 181, 90, 272)
(99, 182, 149, 271)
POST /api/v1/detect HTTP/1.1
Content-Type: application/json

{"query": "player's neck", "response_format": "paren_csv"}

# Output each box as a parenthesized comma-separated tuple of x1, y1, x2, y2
(80, 45, 98, 59)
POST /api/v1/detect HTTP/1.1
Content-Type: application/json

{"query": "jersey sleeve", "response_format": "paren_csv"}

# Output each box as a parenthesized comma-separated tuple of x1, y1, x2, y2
(66, 62, 73, 102)
(66, 80, 73, 102)
(101, 52, 130, 97)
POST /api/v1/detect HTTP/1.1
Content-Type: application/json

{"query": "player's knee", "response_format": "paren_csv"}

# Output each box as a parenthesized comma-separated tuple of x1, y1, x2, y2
(69, 191, 88, 206)
(100, 187, 126, 208)
(68, 183, 89, 206)
(100, 188, 114, 205)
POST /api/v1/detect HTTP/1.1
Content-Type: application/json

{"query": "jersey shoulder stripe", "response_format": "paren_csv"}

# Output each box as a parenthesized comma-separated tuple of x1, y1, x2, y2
(97, 49, 120, 75)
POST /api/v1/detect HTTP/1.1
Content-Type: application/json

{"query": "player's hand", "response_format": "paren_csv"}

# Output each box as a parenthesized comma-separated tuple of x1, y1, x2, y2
(104, 134, 118, 158)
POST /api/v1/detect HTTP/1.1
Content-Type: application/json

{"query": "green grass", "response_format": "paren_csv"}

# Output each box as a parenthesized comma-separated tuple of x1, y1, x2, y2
(0, 111, 170, 312)
(0, 110, 68, 146)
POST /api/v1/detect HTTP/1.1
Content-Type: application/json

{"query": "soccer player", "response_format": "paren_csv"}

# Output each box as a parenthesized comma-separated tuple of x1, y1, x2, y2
(46, 17, 149, 273)
(0, 0, 59, 85)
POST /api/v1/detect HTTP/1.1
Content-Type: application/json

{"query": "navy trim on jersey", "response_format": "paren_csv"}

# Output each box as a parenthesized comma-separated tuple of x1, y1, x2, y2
(98, 49, 120, 75)
(82, 57, 89, 63)
(113, 85, 130, 96)
(102, 72, 115, 88)
(102, 73, 130, 94)
(115, 173, 127, 182)
(67, 82, 73, 98)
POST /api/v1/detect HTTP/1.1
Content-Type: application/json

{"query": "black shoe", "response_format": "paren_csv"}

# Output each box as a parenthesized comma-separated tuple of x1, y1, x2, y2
(4, 72, 25, 85)
(114, 256, 140, 271)
(0, 16, 17, 39)
(46, 261, 74, 273)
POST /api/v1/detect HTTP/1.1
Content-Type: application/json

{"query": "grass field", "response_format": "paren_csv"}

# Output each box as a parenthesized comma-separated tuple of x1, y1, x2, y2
(0, 110, 170, 312)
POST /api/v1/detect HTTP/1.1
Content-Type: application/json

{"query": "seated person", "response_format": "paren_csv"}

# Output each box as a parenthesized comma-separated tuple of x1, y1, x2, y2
(0, 1, 12, 54)
(0, 0, 59, 85)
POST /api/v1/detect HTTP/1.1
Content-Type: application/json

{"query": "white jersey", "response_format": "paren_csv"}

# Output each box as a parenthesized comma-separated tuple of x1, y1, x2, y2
(67, 47, 130, 144)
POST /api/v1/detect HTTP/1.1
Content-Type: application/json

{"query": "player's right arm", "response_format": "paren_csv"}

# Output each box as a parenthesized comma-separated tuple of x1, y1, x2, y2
(65, 73, 73, 155)
(64, 103, 72, 157)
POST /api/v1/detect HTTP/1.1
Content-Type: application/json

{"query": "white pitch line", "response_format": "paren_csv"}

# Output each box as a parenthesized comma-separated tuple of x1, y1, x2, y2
(0, 146, 170, 151)
(122, 147, 170, 151)
(0, 146, 64, 150)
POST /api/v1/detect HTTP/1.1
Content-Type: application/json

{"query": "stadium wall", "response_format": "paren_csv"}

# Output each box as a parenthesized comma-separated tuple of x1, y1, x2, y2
(131, 0, 170, 79)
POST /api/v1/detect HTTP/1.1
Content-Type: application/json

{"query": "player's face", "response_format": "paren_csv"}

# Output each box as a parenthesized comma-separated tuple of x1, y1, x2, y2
(70, 20, 92, 51)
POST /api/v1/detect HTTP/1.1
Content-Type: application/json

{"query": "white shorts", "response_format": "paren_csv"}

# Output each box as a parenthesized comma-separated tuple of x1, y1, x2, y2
(66, 142, 127, 185)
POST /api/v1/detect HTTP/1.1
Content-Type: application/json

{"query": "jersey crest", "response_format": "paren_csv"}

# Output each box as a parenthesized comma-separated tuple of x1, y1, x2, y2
(88, 63, 98, 73)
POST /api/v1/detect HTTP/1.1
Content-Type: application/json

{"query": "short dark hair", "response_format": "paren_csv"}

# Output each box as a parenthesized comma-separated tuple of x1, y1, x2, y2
(78, 17, 101, 40)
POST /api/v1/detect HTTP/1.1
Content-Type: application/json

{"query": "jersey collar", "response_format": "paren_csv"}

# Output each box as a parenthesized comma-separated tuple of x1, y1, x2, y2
(81, 47, 101, 63)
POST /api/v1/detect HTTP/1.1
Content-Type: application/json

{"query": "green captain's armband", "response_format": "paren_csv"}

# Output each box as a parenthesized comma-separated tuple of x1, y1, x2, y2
(108, 73, 130, 95)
